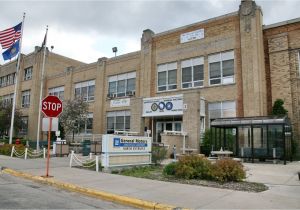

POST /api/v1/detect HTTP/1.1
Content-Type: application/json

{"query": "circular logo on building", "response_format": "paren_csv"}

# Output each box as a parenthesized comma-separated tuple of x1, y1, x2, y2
(158, 102, 165, 110)
(151, 103, 158, 111)
(165, 102, 173, 110)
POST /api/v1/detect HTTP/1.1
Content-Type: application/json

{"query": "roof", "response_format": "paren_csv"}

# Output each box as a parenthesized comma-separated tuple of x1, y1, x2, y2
(211, 116, 290, 127)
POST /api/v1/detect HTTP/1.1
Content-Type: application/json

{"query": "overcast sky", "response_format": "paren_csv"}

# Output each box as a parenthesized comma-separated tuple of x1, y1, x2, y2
(0, 0, 299, 65)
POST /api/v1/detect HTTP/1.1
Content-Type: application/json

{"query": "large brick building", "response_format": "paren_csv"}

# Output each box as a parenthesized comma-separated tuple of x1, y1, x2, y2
(0, 0, 299, 153)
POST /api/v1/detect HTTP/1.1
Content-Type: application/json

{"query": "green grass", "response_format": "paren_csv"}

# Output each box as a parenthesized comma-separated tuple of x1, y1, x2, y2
(117, 165, 162, 179)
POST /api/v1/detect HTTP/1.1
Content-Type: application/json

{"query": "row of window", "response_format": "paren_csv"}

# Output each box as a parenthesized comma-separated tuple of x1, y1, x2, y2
(0, 73, 16, 87)
(0, 93, 14, 107)
(157, 51, 235, 92)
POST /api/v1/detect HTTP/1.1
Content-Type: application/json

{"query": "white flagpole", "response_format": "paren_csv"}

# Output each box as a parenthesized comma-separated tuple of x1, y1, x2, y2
(36, 26, 48, 151)
(9, 13, 26, 145)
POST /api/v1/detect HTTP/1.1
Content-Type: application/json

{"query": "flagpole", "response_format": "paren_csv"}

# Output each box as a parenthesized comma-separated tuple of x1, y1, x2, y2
(36, 26, 48, 151)
(9, 13, 25, 145)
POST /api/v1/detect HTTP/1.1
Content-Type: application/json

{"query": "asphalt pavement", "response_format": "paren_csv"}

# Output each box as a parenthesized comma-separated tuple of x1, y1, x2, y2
(0, 155, 299, 209)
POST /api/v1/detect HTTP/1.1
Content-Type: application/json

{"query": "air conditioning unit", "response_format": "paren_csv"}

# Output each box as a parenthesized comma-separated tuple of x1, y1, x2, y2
(107, 93, 115, 99)
(127, 90, 135, 96)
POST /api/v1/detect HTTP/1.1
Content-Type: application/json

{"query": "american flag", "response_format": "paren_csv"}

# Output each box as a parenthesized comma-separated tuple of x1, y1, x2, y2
(0, 22, 22, 49)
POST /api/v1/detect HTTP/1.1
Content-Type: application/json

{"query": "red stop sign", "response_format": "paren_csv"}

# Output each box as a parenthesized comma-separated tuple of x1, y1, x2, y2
(41, 95, 63, 117)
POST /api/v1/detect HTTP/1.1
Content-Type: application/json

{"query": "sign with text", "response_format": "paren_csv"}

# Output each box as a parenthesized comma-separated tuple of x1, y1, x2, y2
(180, 29, 204, 43)
(41, 95, 63, 117)
(102, 135, 151, 153)
(143, 94, 183, 117)
(110, 98, 130, 108)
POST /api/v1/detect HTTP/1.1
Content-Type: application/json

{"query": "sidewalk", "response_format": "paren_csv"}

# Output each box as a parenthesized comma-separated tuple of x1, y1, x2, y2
(0, 155, 299, 209)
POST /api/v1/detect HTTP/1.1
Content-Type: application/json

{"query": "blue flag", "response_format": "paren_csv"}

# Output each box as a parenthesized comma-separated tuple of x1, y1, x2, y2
(2, 40, 20, 60)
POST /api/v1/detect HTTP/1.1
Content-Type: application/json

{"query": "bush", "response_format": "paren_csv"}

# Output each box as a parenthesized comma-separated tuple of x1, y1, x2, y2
(212, 159, 246, 182)
(163, 162, 178, 176)
(151, 146, 167, 165)
(0, 144, 25, 156)
(176, 155, 213, 179)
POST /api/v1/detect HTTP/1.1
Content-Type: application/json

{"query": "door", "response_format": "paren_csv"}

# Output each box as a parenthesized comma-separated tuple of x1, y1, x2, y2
(156, 122, 164, 143)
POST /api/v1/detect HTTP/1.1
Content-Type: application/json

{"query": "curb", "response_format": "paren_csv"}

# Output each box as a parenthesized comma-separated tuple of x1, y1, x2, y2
(2, 168, 187, 210)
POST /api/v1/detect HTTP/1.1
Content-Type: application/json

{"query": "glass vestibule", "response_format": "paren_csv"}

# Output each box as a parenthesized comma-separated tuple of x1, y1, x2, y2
(210, 116, 292, 164)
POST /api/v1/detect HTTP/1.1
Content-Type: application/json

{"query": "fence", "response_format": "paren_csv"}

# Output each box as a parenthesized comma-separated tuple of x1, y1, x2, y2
(69, 150, 100, 172)
(11, 146, 46, 159)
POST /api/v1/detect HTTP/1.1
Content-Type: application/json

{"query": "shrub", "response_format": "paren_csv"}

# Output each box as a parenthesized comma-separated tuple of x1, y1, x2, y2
(175, 164, 196, 179)
(163, 162, 178, 176)
(0, 144, 25, 156)
(152, 146, 167, 165)
(176, 155, 213, 179)
(212, 159, 246, 182)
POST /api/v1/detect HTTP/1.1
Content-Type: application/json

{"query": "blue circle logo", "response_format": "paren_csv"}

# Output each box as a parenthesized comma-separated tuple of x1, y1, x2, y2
(166, 102, 173, 110)
(158, 102, 165, 110)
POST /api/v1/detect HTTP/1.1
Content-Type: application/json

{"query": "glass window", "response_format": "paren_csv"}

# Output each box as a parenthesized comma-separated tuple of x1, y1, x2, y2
(20, 116, 28, 135)
(209, 51, 234, 85)
(49, 86, 64, 101)
(76, 113, 93, 134)
(106, 111, 131, 133)
(157, 62, 177, 92)
(181, 57, 204, 89)
(208, 101, 236, 123)
(24, 66, 33, 81)
(21, 90, 30, 108)
(107, 72, 136, 97)
(74, 80, 95, 102)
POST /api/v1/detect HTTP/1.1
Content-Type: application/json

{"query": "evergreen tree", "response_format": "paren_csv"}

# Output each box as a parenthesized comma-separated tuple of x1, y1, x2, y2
(271, 99, 288, 116)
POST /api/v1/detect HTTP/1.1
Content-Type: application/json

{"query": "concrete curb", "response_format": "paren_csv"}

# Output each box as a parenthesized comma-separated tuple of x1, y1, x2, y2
(2, 168, 187, 210)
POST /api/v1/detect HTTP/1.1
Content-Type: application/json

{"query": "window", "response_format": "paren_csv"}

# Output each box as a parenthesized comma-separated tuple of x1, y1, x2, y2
(208, 101, 236, 122)
(74, 80, 95, 102)
(106, 111, 130, 134)
(21, 90, 30, 108)
(0, 93, 14, 107)
(24, 66, 33, 81)
(181, 57, 204, 88)
(49, 86, 64, 101)
(20, 116, 28, 135)
(108, 72, 136, 97)
(209, 51, 234, 85)
(157, 62, 177, 91)
(0, 73, 16, 87)
(77, 113, 93, 134)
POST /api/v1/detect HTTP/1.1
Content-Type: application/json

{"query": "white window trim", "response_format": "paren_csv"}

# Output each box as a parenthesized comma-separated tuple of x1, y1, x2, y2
(157, 62, 177, 92)
(21, 90, 30, 108)
(208, 51, 235, 86)
(108, 71, 136, 97)
(208, 100, 236, 124)
(181, 57, 204, 89)
(24, 67, 33, 81)
(74, 80, 95, 102)
(106, 111, 131, 133)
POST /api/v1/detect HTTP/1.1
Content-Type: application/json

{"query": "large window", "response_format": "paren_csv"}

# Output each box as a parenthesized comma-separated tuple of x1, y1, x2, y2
(21, 90, 30, 108)
(181, 57, 204, 88)
(208, 101, 236, 122)
(24, 66, 33, 81)
(19, 116, 28, 135)
(77, 113, 93, 134)
(209, 51, 234, 85)
(75, 80, 95, 102)
(49, 86, 64, 101)
(157, 62, 177, 91)
(106, 111, 130, 134)
(108, 72, 136, 97)
(0, 93, 14, 107)
(0, 73, 16, 87)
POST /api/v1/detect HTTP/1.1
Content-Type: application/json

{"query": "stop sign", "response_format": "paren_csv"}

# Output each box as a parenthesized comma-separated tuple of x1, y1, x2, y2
(41, 95, 63, 117)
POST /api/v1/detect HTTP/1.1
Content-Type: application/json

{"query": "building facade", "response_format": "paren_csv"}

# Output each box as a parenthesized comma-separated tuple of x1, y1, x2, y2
(0, 0, 299, 152)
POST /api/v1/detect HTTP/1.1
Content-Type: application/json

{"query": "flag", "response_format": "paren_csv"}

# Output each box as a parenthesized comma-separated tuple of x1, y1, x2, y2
(0, 22, 22, 49)
(2, 40, 20, 61)
(38, 31, 47, 52)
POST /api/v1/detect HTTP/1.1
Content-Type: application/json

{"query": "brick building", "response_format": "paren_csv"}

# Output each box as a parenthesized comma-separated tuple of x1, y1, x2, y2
(0, 0, 299, 153)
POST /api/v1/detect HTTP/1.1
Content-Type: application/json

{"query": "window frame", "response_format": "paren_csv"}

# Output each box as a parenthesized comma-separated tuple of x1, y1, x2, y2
(106, 111, 131, 134)
(208, 100, 236, 124)
(20, 116, 29, 135)
(24, 66, 33, 81)
(209, 51, 235, 86)
(108, 72, 136, 98)
(74, 80, 95, 102)
(21, 90, 31, 108)
(181, 57, 204, 89)
(49, 86, 65, 101)
(157, 62, 177, 92)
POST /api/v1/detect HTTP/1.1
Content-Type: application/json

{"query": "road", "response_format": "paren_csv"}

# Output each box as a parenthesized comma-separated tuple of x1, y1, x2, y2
(0, 172, 132, 209)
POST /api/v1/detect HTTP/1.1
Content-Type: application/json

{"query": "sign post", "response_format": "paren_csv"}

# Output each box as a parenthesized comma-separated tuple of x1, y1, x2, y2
(41, 95, 63, 177)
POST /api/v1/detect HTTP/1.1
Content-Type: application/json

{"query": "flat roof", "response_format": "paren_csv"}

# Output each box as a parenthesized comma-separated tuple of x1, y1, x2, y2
(211, 116, 290, 127)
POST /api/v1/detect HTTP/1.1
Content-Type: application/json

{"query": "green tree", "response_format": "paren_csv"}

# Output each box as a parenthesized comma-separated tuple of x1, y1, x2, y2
(0, 102, 23, 137)
(59, 97, 89, 141)
(272, 99, 288, 116)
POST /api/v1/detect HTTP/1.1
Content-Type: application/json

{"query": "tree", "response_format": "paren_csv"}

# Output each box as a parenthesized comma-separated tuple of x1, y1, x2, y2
(0, 102, 23, 138)
(272, 99, 288, 116)
(59, 97, 89, 141)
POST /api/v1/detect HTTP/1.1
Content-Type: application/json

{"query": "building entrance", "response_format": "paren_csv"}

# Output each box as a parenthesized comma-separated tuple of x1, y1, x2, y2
(155, 121, 182, 142)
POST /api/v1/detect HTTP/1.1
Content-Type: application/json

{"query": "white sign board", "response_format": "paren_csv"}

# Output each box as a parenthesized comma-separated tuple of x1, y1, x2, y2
(42, 117, 59, 131)
(180, 29, 204, 43)
(143, 94, 183, 117)
(102, 135, 152, 153)
(110, 98, 130, 108)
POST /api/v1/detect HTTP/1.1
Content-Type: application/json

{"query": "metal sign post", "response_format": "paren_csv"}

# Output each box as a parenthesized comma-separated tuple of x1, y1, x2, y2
(46, 117, 52, 177)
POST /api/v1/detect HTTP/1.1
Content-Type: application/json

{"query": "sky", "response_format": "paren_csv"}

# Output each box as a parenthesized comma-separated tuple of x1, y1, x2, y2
(0, 0, 299, 65)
